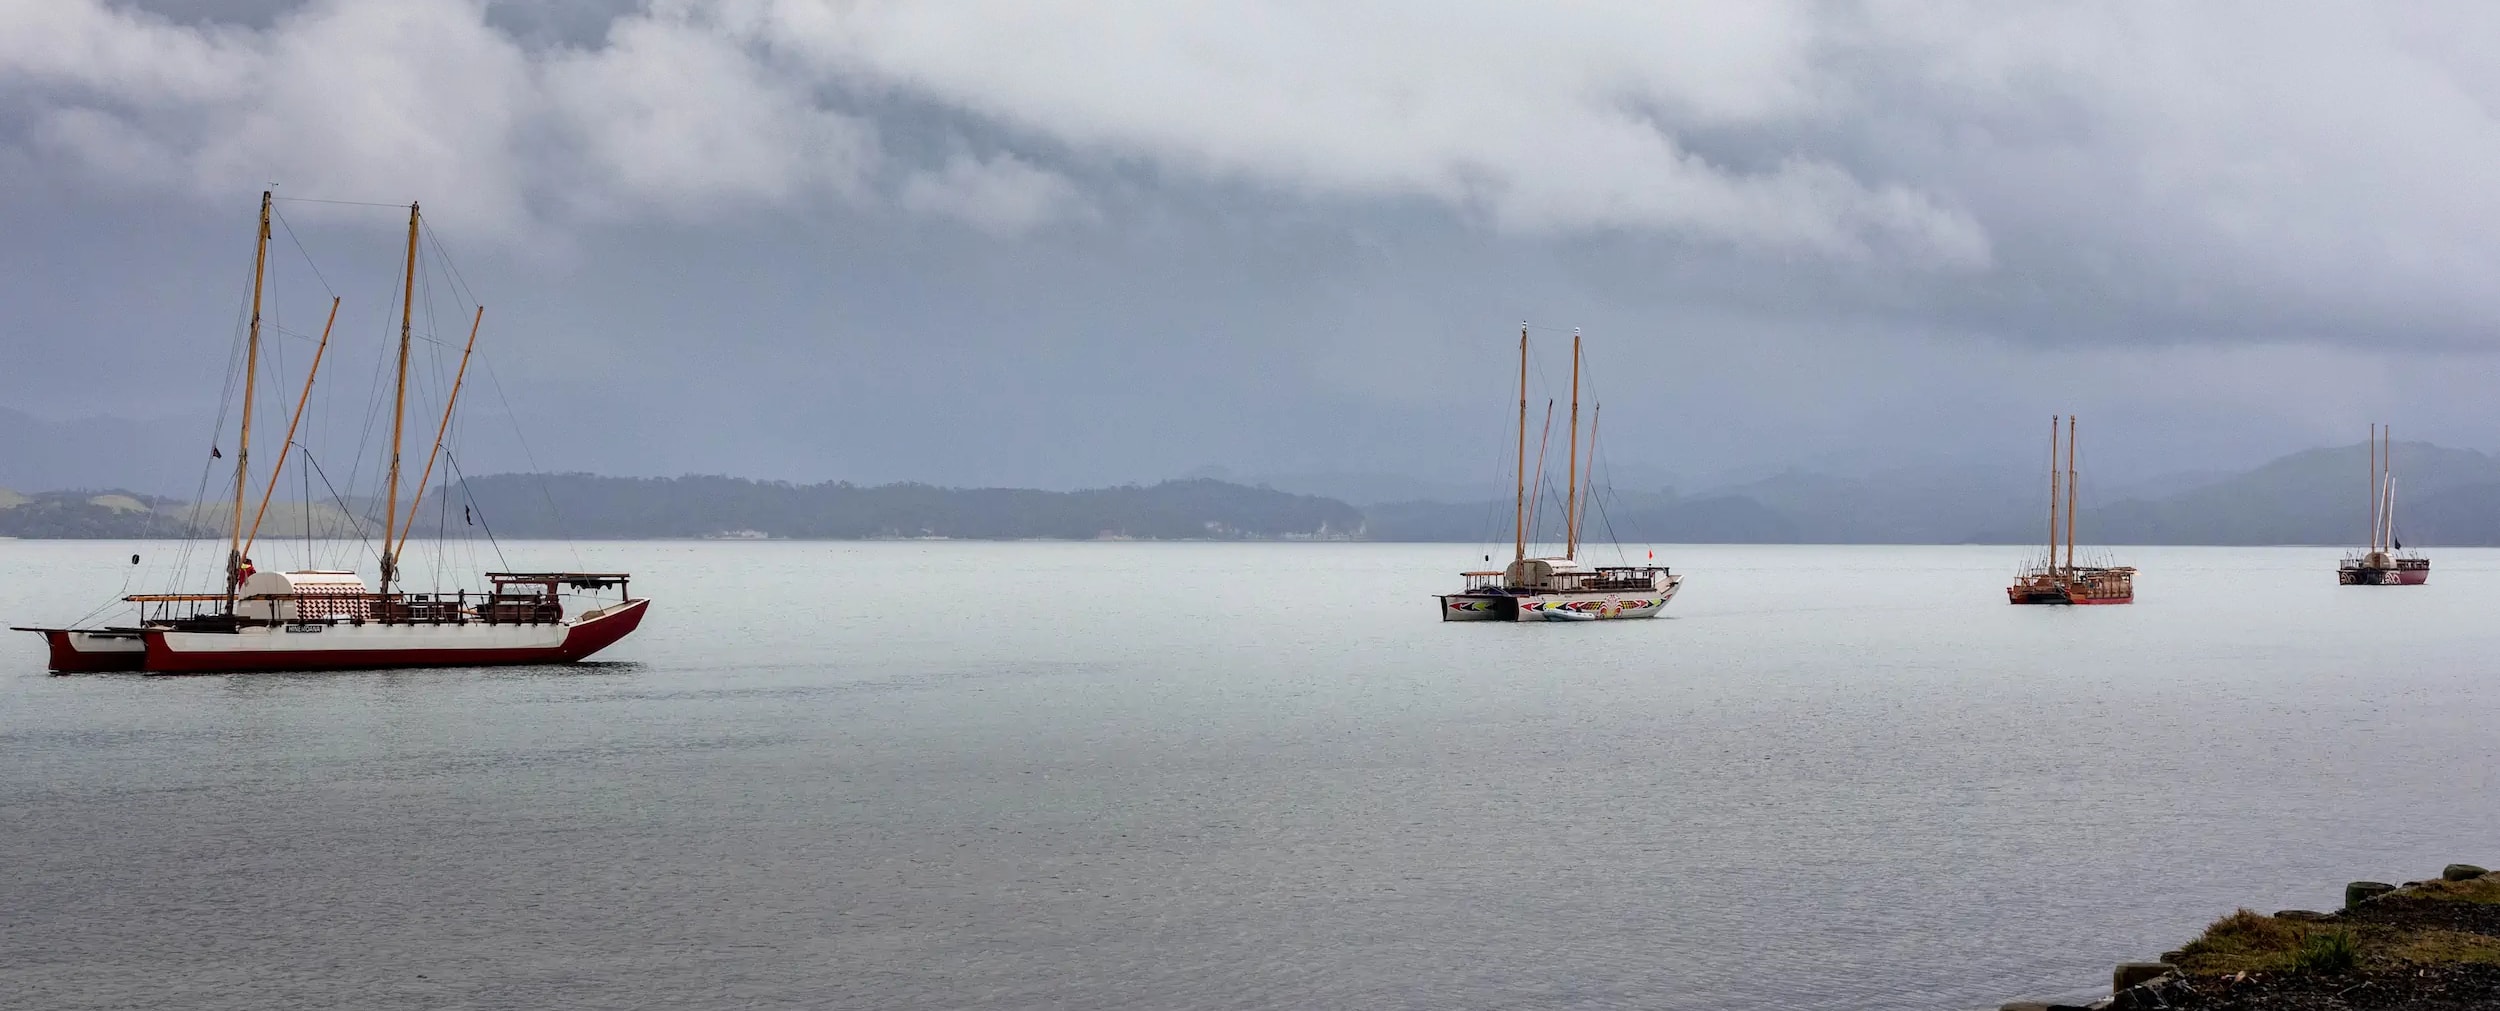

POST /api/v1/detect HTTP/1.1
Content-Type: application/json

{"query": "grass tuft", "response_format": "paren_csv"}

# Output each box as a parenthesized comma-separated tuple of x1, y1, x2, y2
(2382, 930, 2500, 967)
(2292, 929, 2358, 973)
(2411, 875, 2500, 905)
(2175, 909, 2307, 974)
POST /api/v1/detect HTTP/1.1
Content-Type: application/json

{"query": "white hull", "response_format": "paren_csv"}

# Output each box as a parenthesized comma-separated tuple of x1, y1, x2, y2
(154, 621, 569, 656)
(1516, 588, 1675, 621)
(136, 599, 648, 673)
(1438, 580, 1680, 622)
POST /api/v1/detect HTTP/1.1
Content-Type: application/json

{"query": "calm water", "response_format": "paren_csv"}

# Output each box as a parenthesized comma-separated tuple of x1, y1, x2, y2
(4, 540, 2496, 1010)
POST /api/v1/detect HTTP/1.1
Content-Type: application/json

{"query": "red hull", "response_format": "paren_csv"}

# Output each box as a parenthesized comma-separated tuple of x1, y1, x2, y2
(137, 599, 647, 674)
(2006, 589, 2134, 606)
(25, 630, 148, 672)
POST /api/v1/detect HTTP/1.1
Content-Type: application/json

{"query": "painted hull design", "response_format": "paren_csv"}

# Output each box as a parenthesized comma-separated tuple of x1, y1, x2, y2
(2008, 590, 2135, 605)
(1439, 585, 1679, 622)
(2338, 563, 2429, 586)
(1439, 596, 1511, 621)
(135, 599, 647, 673)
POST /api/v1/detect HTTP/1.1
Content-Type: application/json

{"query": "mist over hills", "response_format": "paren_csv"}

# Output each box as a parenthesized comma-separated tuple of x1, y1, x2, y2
(4, 440, 2495, 545)
(0, 478, 1365, 542)
(1318, 441, 2496, 546)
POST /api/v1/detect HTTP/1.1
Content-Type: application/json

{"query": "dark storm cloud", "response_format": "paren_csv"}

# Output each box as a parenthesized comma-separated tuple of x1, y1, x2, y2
(5, 1, 2500, 493)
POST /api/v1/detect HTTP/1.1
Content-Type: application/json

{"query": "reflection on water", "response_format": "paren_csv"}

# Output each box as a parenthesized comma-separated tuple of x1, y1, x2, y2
(6, 541, 2498, 1010)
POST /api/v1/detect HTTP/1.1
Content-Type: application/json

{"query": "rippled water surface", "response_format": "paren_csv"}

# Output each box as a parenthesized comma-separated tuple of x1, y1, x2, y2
(5, 540, 2497, 1010)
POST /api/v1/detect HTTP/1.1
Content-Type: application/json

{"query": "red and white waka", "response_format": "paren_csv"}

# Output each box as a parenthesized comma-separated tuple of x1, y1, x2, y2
(14, 194, 648, 673)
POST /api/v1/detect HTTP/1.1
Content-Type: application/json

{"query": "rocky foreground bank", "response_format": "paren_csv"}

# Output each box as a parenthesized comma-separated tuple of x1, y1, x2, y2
(2004, 863, 2500, 1010)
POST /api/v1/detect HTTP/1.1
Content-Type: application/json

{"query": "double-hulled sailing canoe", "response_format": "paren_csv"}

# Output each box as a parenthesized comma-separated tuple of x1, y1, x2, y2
(2007, 415, 2134, 605)
(1438, 326, 1680, 622)
(14, 193, 647, 673)
(2338, 424, 2429, 586)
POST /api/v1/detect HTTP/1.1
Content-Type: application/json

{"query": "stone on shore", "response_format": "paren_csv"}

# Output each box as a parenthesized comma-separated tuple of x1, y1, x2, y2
(2272, 909, 2328, 921)
(2112, 962, 2173, 990)
(2445, 863, 2489, 881)
(2346, 880, 2396, 909)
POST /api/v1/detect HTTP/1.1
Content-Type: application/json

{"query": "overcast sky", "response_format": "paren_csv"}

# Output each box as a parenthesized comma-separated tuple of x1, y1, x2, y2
(6, 1, 2500, 494)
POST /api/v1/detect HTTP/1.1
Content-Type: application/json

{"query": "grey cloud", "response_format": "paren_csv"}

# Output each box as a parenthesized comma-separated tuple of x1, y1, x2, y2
(8, 1, 2500, 497)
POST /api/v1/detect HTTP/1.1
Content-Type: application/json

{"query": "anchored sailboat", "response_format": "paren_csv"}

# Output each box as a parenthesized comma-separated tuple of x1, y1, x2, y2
(2007, 415, 2134, 605)
(2338, 424, 2429, 586)
(16, 193, 647, 673)
(1439, 326, 1680, 622)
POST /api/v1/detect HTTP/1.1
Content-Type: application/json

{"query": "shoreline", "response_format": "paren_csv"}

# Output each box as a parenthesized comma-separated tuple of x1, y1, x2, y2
(2003, 864, 2497, 1010)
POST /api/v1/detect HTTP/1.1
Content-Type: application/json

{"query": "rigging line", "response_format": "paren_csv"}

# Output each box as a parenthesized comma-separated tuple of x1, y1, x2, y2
(1591, 432, 1629, 566)
(339, 253, 409, 520)
(176, 257, 259, 592)
(303, 443, 314, 570)
(423, 222, 483, 317)
(266, 323, 331, 343)
(67, 530, 154, 626)
(269, 207, 338, 298)
(480, 356, 584, 571)
(448, 450, 511, 573)
(1593, 477, 1625, 566)
(298, 447, 380, 569)
(269, 196, 409, 209)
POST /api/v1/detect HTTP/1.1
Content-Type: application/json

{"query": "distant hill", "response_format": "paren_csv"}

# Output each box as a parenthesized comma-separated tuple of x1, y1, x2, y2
(451, 474, 1364, 540)
(1977, 441, 2500, 546)
(0, 488, 364, 540)
(1367, 441, 2500, 546)
(7, 441, 2497, 545)
(0, 476, 1365, 541)
(1364, 490, 1805, 544)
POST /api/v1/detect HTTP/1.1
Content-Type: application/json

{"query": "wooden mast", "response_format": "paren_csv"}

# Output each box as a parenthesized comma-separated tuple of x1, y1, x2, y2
(2065, 415, 2078, 571)
(1513, 325, 1528, 564)
(2047, 415, 2061, 571)
(243, 295, 340, 558)
(1564, 329, 1582, 561)
(382, 201, 419, 593)
(396, 305, 484, 564)
(227, 191, 274, 606)
(2369, 423, 2379, 553)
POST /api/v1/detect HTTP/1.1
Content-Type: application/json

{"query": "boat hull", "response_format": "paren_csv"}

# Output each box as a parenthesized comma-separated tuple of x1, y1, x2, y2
(14, 628, 149, 672)
(2338, 565, 2429, 586)
(2008, 591, 2134, 605)
(2006, 582, 2134, 605)
(136, 598, 647, 673)
(1518, 591, 1674, 620)
(1441, 584, 1680, 622)
(1438, 595, 1515, 621)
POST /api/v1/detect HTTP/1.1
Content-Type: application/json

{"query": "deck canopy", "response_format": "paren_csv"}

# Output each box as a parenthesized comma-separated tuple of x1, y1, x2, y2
(1502, 557, 1588, 588)
(489, 572, 632, 593)
(237, 570, 371, 622)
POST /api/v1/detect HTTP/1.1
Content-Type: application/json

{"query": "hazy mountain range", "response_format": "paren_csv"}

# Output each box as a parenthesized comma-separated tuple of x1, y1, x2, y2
(1352, 441, 2491, 546)
(3, 440, 2492, 545)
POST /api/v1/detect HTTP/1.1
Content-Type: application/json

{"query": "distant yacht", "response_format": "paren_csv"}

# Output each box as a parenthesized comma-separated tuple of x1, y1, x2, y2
(2338, 424, 2429, 586)
(1439, 326, 1680, 622)
(2007, 415, 2135, 605)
